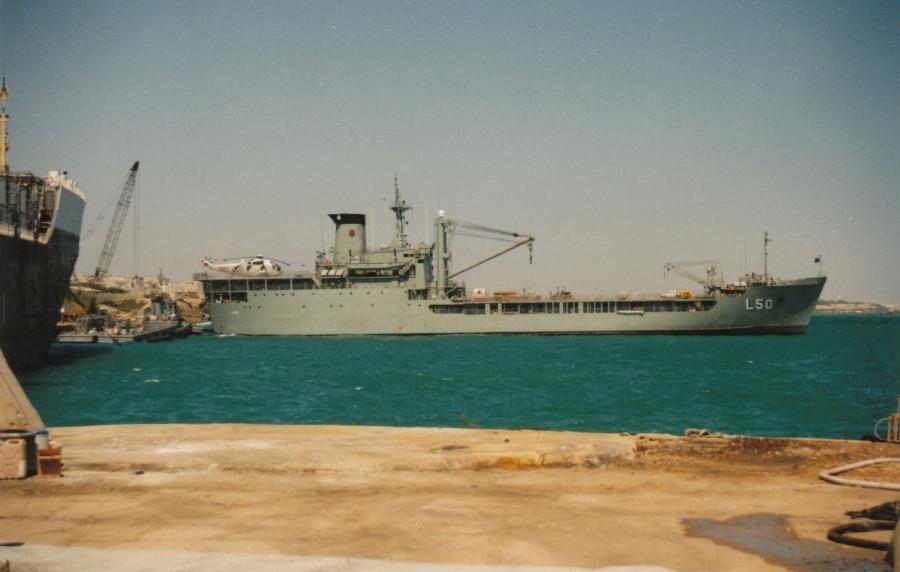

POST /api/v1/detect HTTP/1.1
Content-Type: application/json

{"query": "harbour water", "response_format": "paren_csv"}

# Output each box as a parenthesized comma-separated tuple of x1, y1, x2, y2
(21, 315, 899, 438)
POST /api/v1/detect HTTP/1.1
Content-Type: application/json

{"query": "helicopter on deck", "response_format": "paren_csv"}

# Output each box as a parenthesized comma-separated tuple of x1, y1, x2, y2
(201, 256, 287, 277)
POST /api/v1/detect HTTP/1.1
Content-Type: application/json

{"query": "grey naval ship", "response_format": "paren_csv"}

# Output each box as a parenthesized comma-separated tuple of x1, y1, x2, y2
(198, 180, 826, 336)
(0, 80, 86, 368)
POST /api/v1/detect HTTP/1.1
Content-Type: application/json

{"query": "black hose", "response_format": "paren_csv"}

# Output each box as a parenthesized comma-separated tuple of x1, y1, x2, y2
(827, 520, 895, 551)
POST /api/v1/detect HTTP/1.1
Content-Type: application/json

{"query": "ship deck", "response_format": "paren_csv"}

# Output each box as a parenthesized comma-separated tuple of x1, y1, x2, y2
(193, 271, 720, 303)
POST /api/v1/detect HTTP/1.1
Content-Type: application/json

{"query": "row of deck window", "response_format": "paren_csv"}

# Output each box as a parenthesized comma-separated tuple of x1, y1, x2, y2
(212, 292, 248, 303)
(430, 300, 715, 314)
(205, 279, 316, 294)
(204, 281, 718, 314)
(209, 295, 719, 311)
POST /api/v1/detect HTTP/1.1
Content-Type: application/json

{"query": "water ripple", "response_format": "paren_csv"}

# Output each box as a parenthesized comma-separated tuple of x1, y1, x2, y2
(20, 315, 900, 438)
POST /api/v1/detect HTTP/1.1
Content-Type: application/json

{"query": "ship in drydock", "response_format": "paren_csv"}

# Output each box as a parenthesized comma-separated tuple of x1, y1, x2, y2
(197, 180, 826, 336)
(0, 80, 86, 368)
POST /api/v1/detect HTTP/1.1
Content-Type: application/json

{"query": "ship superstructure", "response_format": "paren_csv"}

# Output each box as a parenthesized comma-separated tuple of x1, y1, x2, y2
(0, 80, 86, 368)
(197, 181, 825, 336)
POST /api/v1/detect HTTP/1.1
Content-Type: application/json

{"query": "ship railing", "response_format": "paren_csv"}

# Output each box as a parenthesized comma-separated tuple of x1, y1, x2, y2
(1, 172, 56, 240)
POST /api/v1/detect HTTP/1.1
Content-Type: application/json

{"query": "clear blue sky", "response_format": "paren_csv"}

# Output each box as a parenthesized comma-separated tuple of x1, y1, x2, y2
(2, 1, 897, 302)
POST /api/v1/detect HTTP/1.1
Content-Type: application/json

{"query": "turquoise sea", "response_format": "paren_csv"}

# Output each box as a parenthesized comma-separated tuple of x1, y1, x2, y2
(20, 315, 900, 439)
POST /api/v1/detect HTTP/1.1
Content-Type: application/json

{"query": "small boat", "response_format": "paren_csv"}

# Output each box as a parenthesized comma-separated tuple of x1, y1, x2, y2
(191, 321, 214, 334)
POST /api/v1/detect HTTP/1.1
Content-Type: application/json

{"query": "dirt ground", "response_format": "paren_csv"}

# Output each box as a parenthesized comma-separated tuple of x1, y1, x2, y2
(0, 425, 897, 571)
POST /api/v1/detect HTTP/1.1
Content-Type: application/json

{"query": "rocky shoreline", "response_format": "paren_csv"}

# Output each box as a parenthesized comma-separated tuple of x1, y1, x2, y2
(816, 300, 900, 315)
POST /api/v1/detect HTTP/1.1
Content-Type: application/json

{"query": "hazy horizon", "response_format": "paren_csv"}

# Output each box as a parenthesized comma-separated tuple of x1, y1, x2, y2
(2, 1, 897, 302)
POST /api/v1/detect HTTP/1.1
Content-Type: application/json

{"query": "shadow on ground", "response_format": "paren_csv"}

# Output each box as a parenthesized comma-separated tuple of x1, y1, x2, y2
(684, 513, 889, 572)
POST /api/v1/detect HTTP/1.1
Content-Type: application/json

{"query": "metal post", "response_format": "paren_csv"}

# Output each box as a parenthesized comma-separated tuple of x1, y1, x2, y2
(0, 78, 9, 174)
(434, 215, 446, 296)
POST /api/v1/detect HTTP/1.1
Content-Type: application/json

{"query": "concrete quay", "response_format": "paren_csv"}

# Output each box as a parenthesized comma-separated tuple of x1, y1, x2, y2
(1, 424, 897, 571)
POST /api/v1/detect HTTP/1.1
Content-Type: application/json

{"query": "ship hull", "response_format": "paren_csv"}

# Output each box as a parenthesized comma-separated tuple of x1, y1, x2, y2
(0, 181, 85, 369)
(206, 276, 826, 336)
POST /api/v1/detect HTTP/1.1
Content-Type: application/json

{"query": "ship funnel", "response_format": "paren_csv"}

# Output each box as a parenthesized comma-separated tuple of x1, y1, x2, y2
(329, 213, 366, 264)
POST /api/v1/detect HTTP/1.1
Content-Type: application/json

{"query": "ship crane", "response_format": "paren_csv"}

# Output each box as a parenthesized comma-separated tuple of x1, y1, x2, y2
(447, 221, 534, 279)
(93, 161, 139, 279)
(432, 211, 534, 297)
(663, 260, 723, 292)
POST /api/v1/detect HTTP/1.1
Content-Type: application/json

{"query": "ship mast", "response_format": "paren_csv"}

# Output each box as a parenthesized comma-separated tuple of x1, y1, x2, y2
(389, 174, 411, 249)
(763, 230, 771, 282)
(0, 78, 9, 174)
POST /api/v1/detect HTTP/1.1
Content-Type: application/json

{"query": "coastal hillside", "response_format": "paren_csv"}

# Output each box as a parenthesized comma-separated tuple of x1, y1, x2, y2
(63, 275, 206, 324)
(815, 300, 899, 315)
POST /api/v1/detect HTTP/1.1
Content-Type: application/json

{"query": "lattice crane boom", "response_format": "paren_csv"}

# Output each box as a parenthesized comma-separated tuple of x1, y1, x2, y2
(93, 161, 139, 279)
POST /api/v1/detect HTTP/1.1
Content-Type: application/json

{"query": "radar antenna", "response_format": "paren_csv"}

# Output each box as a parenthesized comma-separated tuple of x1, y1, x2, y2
(389, 174, 412, 248)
